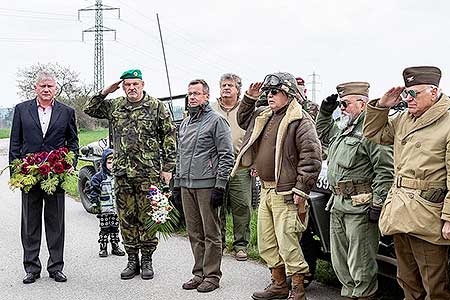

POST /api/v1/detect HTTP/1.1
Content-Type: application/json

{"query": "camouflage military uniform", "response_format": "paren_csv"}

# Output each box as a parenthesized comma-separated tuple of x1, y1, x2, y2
(316, 109, 393, 298)
(84, 92, 176, 255)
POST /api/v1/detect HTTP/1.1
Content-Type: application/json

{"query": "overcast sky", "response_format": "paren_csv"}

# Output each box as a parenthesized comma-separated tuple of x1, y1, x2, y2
(1, 0, 449, 108)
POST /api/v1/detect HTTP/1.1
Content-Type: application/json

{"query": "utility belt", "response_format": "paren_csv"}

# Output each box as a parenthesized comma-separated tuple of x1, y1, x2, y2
(330, 180, 372, 197)
(395, 176, 447, 203)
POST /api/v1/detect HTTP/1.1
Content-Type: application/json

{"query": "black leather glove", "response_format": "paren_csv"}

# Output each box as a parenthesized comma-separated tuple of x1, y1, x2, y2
(211, 187, 225, 209)
(321, 93, 339, 113)
(172, 187, 182, 208)
(368, 206, 382, 223)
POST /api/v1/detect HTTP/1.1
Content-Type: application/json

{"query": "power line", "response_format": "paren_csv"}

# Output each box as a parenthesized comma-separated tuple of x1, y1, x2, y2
(79, 0, 120, 92)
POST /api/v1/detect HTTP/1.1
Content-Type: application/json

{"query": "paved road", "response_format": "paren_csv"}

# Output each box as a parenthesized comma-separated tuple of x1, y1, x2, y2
(0, 139, 340, 300)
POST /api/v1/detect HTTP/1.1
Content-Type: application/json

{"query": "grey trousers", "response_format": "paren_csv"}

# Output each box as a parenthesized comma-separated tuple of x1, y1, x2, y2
(182, 187, 222, 284)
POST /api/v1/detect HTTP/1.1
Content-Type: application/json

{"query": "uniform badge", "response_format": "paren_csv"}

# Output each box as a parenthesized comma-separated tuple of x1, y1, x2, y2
(133, 71, 138, 76)
(407, 76, 414, 82)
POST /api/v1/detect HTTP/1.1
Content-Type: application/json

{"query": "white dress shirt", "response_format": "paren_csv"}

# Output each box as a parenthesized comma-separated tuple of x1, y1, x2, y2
(37, 100, 53, 137)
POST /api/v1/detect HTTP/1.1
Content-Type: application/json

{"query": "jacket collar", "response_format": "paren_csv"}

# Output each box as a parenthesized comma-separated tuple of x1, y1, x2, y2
(28, 98, 62, 133)
(404, 93, 450, 137)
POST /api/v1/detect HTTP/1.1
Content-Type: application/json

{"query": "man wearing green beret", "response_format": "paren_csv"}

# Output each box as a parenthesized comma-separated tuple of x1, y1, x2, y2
(316, 82, 394, 299)
(364, 66, 450, 299)
(84, 69, 177, 280)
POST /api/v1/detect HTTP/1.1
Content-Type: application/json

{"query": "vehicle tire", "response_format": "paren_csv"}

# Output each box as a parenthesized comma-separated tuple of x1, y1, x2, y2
(78, 166, 97, 214)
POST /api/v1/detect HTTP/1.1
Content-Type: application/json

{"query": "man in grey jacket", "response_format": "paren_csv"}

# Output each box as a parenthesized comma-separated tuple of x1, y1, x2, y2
(174, 79, 234, 293)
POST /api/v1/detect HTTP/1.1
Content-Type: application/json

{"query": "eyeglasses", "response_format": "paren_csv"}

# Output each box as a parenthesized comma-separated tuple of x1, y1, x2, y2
(401, 87, 428, 100)
(339, 99, 363, 109)
(187, 91, 205, 97)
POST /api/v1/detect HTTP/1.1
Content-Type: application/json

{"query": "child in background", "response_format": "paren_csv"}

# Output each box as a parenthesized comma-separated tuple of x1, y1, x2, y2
(88, 148, 125, 257)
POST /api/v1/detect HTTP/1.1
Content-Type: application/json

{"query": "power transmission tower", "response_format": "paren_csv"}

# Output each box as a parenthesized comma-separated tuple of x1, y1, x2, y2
(307, 72, 321, 103)
(78, 0, 120, 92)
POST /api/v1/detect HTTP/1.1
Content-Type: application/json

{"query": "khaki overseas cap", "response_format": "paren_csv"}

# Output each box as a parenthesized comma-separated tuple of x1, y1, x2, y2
(402, 66, 441, 87)
(336, 81, 370, 98)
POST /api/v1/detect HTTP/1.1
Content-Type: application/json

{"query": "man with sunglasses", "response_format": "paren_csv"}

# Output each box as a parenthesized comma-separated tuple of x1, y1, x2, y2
(232, 72, 322, 300)
(364, 66, 450, 299)
(316, 82, 393, 300)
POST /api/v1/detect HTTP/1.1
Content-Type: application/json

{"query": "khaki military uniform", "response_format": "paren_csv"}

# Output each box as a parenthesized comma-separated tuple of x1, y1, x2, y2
(364, 95, 450, 299)
(84, 92, 176, 255)
(316, 109, 394, 298)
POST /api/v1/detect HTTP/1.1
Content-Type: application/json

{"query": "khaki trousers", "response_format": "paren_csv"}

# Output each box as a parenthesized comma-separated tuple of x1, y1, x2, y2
(393, 233, 450, 300)
(257, 187, 309, 275)
(182, 187, 222, 284)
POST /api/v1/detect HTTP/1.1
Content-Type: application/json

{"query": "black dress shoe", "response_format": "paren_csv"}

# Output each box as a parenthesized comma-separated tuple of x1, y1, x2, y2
(49, 270, 67, 282)
(23, 272, 40, 284)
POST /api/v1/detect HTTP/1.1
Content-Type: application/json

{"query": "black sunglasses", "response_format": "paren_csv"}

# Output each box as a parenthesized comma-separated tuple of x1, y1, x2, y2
(264, 89, 282, 96)
(339, 99, 363, 109)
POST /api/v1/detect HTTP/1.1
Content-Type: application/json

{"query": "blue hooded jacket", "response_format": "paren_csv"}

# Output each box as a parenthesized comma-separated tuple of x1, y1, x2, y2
(88, 148, 116, 214)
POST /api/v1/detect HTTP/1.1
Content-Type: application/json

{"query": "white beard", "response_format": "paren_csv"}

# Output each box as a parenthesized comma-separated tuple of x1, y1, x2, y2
(336, 113, 352, 130)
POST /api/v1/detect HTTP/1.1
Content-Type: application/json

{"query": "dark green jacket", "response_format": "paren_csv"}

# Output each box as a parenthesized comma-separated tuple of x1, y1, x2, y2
(316, 108, 394, 213)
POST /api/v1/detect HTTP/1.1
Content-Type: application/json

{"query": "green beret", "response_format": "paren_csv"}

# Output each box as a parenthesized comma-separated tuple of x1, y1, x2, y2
(120, 69, 142, 80)
(336, 81, 370, 98)
(403, 66, 441, 87)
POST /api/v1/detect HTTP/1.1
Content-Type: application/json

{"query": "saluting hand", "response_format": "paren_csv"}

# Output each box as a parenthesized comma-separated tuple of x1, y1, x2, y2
(378, 86, 404, 108)
(101, 80, 123, 96)
(442, 221, 450, 240)
(247, 82, 263, 98)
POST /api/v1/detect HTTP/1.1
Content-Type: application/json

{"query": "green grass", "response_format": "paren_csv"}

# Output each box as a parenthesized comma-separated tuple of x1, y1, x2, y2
(223, 208, 262, 261)
(78, 128, 108, 147)
(0, 128, 11, 139)
(65, 128, 108, 198)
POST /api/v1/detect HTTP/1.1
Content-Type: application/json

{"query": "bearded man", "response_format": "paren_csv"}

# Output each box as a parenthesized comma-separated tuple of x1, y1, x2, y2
(316, 82, 394, 299)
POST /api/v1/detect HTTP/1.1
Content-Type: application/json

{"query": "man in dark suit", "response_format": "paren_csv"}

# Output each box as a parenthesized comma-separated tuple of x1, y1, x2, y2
(9, 71, 79, 284)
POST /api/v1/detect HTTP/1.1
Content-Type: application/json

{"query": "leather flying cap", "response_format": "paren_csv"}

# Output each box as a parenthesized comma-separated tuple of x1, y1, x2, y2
(336, 81, 370, 98)
(120, 69, 142, 80)
(402, 66, 441, 87)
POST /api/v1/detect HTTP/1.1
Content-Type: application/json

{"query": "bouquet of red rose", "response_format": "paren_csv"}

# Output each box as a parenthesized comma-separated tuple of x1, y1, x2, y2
(145, 185, 180, 240)
(7, 147, 75, 195)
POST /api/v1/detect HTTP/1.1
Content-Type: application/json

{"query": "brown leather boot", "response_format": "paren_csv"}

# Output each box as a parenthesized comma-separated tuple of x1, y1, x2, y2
(252, 267, 289, 300)
(287, 273, 306, 300)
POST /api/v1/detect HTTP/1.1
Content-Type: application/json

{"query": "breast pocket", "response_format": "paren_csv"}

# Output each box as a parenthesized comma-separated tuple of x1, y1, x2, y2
(336, 137, 362, 169)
